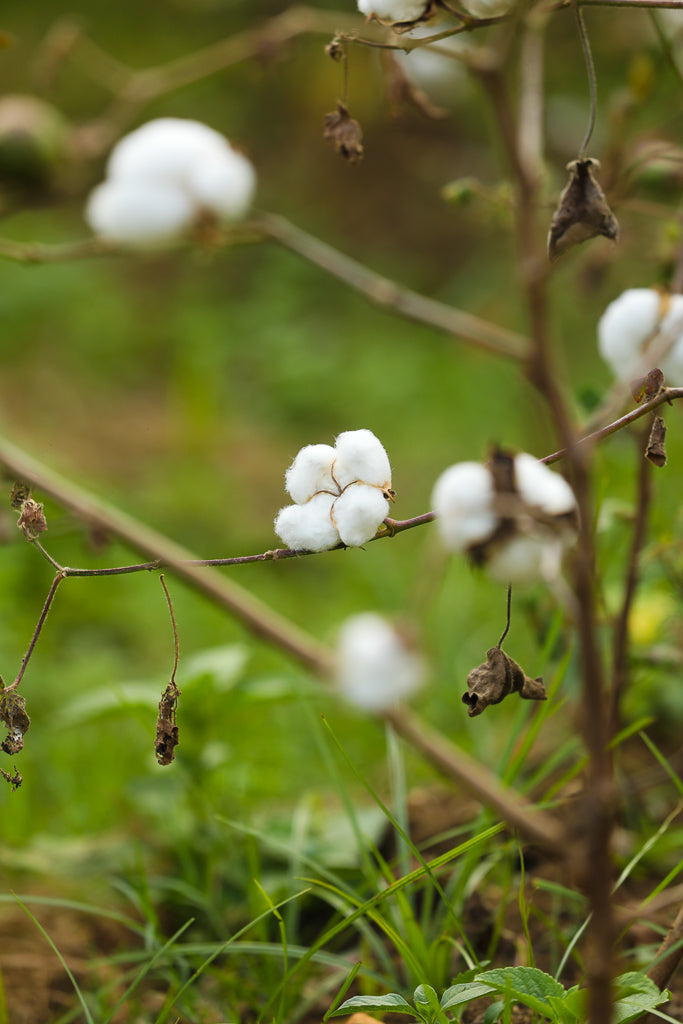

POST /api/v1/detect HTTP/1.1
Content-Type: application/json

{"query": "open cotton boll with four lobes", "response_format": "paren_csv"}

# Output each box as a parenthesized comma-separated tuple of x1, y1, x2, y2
(85, 117, 256, 245)
(336, 613, 425, 713)
(273, 492, 339, 552)
(598, 288, 683, 385)
(285, 444, 338, 504)
(357, 0, 430, 23)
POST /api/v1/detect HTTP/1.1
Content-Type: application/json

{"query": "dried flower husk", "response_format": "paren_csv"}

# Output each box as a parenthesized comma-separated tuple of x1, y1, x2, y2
(462, 646, 546, 717)
(547, 158, 619, 261)
(0, 692, 30, 753)
(155, 681, 180, 765)
(323, 102, 364, 164)
(646, 416, 667, 467)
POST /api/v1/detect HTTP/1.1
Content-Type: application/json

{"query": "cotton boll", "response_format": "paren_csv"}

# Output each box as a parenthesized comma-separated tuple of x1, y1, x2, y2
(107, 118, 229, 185)
(85, 178, 196, 244)
(396, 24, 470, 105)
(357, 0, 429, 22)
(487, 535, 564, 585)
(431, 462, 497, 551)
(188, 147, 256, 221)
(513, 454, 577, 518)
(333, 429, 392, 491)
(460, 0, 513, 15)
(336, 613, 425, 713)
(274, 492, 339, 552)
(333, 483, 390, 547)
(598, 289, 662, 381)
(285, 444, 338, 504)
(657, 295, 683, 384)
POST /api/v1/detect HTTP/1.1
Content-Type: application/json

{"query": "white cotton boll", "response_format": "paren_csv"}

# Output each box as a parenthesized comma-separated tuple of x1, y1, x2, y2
(107, 118, 229, 185)
(285, 444, 338, 504)
(333, 429, 392, 491)
(333, 483, 390, 547)
(460, 0, 514, 15)
(396, 25, 469, 104)
(187, 147, 256, 221)
(598, 288, 662, 382)
(357, 0, 429, 22)
(657, 295, 683, 385)
(336, 613, 425, 713)
(85, 178, 196, 244)
(274, 492, 339, 552)
(431, 462, 497, 551)
(487, 535, 564, 585)
(513, 454, 577, 518)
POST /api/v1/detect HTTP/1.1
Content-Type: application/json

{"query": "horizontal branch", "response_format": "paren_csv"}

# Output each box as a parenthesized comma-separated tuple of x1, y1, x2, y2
(257, 212, 530, 361)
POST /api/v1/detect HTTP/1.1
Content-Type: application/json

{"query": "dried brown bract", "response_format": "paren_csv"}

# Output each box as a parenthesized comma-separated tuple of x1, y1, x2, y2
(463, 646, 546, 717)
(155, 680, 181, 766)
(325, 36, 345, 62)
(631, 367, 665, 404)
(324, 102, 364, 164)
(547, 158, 619, 261)
(9, 481, 31, 510)
(0, 766, 22, 790)
(0, 691, 30, 754)
(16, 497, 47, 541)
(646, 416, 667, 468)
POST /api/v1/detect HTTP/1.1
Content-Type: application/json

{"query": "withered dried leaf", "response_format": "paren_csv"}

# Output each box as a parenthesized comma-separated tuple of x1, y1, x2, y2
(17, 497, 47, 541)
(9, 481, 31, 510)
(548, 158, 619, 261)
(0, 766, 22, 790)
(631, 367, 665, 403)
(325, 36, 345, 62)
(155, 681, 181, 766)
(646, 416, 667, 467)
(462, 647, 546, 717)
(323, 102, 364, 164)
(0, 692, 30, 754)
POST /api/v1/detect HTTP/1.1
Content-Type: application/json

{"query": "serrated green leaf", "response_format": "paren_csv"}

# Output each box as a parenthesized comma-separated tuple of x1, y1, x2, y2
(476, 967, 566, 1015)
(441, 982, 497, 1011)
(328, 993, 417, 1017)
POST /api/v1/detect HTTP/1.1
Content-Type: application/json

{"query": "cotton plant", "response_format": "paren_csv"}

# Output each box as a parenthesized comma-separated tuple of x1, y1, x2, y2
(335, 612, 425, 712)
(274, 429, 394, 551)
(459, 0, 514, 16)
(85, 117, 256, 246)
(357, 0, 432, 25)
(394, 22, 471, 106)
(598, 287, 683, 386)
(431, 450, 578, 584)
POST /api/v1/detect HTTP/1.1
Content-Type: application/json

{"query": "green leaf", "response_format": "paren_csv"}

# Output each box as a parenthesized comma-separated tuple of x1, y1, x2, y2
(328, 993, 417, 1017)
(441, 982, 497, 1011)
(414, 985, 440, 1021)
(483, 1001, 504, 1024)
(612, 971, 670, 1024)
(476, 967, 566, 1016)
(547, 992, 582, 1024)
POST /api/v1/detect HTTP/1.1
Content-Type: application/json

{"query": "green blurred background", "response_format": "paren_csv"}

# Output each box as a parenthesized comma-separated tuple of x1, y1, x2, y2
(0, 0, 681, 929)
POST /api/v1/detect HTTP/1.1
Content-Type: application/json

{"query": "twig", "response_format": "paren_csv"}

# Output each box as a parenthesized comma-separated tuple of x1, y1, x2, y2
(257, 212, 529, 360)
(646, 901, 683, 994)
(497, 585, 513, 648)
(608, 427, 653, 732)
(159, 575, 179, 686)
(3, 572, 65, 694)
(573, 0, 598, 158)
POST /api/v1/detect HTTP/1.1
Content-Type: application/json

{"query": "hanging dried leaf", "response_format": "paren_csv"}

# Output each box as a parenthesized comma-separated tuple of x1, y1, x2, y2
(646, 416, 667, 467)
(462, 647, 546, 717)
(323, 102, 364, 164)
(0, 692, 30, 754)
(155, 681, 181, 765)
(547, 158, 619, 261)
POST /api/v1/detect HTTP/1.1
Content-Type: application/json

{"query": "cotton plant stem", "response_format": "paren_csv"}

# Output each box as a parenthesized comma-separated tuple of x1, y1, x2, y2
(384, 706, 563, 850)
(257, 212, 530, 361)
(2, 572, 65, 694)
(0, 435, 333, 678)
(476, 44, 614, 1024)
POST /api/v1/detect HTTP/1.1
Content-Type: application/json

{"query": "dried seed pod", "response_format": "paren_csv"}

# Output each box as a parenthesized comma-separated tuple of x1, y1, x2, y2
(323, 102, 364, 164)
(9, 481, 31, 510)
(0, 692, 30, 753)
(16, 497, 47, 541)
(547, 158, 619, 261)
(646, 416, 667, 467)
(462, 646, 546, 717)
(155, 681, 180, 765)
(632, 367, 665, 403)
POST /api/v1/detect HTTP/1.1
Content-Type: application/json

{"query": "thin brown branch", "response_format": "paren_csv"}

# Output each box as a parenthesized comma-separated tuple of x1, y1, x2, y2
(159, 575, 179, 686)
(257, 212, 529, 360)
(3, 572, 65, 694)
(0, 237, 115, 265)
(646, 901, 683, 994)
(608, 427, 653, 733)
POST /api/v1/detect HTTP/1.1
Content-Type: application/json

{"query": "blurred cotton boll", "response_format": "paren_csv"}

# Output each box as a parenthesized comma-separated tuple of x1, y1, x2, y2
(487, 535, 564, 585)
(598, 288, 683, 385)
(332, 483, 390, 547)
(336, 613, 425, 713)
(285, 444, 337, 504)
(513, 453, 577, 517)
(357, 0, 429, 22)
(85, 179, 196, 245)
(395, 24, 470, 107)
(333, 429, 392, 491)
(85, 117, 256, 245)
(460, 0, 513, 15)
(431, 461, 497, 551)
(273, 492, 339, 552)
